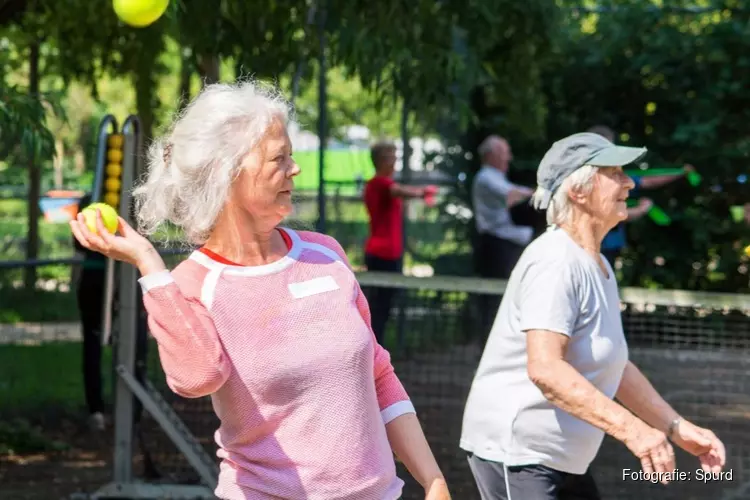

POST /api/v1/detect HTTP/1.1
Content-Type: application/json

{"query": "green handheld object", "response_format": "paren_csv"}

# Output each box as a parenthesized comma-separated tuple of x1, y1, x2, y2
(648, 205, 672, 226)
(686, 170, 702, 186)
(625, 200, 672, 225)
(624, 167, 702, 186)
(731, 205, 745, 223)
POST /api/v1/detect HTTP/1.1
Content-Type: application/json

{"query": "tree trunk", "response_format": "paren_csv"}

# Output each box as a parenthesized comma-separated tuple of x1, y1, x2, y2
(25, 40, 41, 289)
(53, 138, 64, 188)
(178, 50, 193, 110)
(73, 148, 85, 175)
(465, 85, 490, 269)
(197, 54, 220, 85)
(133, 49, 159, 162)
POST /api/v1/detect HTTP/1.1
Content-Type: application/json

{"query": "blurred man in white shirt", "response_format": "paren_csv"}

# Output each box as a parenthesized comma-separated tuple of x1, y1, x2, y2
(472, 135, 534, 337)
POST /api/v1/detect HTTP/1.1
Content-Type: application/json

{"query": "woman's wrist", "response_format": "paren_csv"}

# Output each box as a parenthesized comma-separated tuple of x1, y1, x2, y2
(424, 475, 447, 490)
(136, 246, 167, 276)
(666, 416, 683, 440)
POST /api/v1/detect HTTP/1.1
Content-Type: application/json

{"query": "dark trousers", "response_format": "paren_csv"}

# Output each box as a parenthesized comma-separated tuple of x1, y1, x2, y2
(467, 453, 601, 500)
(76, 268, 106, 414)
(474, 233, 525, 341)
(474, 233, 525, 280)
(364, 253, 402, 345)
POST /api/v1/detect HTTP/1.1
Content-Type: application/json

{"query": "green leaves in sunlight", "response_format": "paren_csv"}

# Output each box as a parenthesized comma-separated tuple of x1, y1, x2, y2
(0, 84, 64, 163)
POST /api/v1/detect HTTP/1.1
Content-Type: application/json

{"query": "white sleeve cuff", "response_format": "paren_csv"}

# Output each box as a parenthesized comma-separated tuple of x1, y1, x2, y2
(138, 270, 175, 293)
(381, 400, 416, 425)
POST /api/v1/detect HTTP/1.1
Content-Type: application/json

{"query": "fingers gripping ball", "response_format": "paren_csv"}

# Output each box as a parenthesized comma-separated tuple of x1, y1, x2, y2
(82, 203, 119, 235)
(113, 0, 169, 28)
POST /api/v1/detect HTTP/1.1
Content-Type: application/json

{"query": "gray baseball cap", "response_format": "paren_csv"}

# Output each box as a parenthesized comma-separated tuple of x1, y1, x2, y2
(533, 132, 648, 210)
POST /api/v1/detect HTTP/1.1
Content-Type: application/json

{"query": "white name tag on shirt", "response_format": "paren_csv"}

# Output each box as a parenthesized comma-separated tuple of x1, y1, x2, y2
(288, 276, 340, 299)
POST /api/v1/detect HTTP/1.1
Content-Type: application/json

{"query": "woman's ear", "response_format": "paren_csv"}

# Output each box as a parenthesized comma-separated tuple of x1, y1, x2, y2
(567, 186, 588, 205)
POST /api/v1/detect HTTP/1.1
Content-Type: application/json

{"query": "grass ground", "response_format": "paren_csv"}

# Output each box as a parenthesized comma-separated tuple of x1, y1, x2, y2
(0, 342, 113, 419)
(0, 288, 78, 323)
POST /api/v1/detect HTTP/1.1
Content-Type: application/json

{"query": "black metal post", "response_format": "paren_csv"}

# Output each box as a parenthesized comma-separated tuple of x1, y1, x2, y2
(316, 0, 328, 234)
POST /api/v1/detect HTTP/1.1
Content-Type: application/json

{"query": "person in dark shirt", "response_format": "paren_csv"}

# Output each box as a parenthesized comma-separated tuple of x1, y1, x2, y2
(73, 193, 107, 430)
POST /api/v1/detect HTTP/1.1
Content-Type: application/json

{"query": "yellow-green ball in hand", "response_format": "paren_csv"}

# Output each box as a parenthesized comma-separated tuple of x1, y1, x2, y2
(82, 203, 119, 235)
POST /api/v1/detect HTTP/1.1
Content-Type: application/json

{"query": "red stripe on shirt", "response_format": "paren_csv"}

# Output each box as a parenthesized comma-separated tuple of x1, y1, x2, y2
(198, 228, 292, 266)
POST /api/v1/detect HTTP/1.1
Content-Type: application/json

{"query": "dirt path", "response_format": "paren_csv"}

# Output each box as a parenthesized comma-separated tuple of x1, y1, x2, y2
(0, 417, 112, 500)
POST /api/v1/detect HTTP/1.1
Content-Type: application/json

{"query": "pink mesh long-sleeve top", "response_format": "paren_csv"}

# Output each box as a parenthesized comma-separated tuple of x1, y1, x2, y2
(137, 228, 415, 499)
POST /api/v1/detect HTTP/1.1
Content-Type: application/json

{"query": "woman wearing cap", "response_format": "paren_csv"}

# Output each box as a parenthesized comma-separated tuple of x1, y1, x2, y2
(70, 80, 450, 500)
(459, 132, 726, 499)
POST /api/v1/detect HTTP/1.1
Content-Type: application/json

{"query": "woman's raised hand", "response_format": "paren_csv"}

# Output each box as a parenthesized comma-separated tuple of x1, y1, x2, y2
(70, 208, 166, 276)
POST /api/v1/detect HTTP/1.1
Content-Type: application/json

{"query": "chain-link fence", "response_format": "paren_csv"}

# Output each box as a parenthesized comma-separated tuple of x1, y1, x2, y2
(0, 259, 83, 345)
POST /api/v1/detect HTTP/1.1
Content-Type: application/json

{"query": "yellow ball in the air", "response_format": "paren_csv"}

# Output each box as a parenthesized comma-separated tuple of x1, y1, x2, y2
(82, 203, 119, 234)
(745, 245, 750, 258)
(113, 0, 169, 28)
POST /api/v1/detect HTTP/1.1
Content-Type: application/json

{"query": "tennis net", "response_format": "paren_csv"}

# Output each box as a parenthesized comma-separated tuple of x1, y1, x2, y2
(137, 268, 750, 500)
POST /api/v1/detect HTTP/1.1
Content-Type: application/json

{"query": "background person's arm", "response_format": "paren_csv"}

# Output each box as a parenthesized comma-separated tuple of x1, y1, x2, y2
(390, 182, 427, 199)
(626, 197, 652, 221)
(481, 171, 533, 208)
(507, 185, 535, 207)
(638, 164, 693, 189)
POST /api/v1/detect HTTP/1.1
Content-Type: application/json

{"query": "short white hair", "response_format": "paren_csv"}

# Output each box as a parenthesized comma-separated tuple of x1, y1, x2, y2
(531, 165, 598, 226)
(133, 79, 291, 245)
(478, 135, 503, 159)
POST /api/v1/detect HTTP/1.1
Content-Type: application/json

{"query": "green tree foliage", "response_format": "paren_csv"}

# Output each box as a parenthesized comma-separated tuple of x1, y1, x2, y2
(389, 0, 560, 273)
(0, 84, 60, 165)
(329, 0, 558, 132)
(285, 65, 402, 140)
(536, 2, 750, 292)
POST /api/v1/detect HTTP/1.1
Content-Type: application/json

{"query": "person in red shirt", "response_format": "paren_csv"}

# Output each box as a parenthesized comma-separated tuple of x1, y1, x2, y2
(363, 140, 432, 343)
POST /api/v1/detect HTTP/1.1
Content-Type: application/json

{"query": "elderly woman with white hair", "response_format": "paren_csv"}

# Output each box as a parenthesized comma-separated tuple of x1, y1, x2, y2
(70, 81, 450, 500)
(459, 132, 726, 499)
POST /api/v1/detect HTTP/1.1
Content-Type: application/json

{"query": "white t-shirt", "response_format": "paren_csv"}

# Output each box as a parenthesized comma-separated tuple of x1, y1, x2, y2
(460, 226, 629, 475)
(471, 166, 533, 246)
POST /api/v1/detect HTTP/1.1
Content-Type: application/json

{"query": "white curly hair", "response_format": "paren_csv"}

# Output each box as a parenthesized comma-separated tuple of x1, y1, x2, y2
(133, 79, 292, 245)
